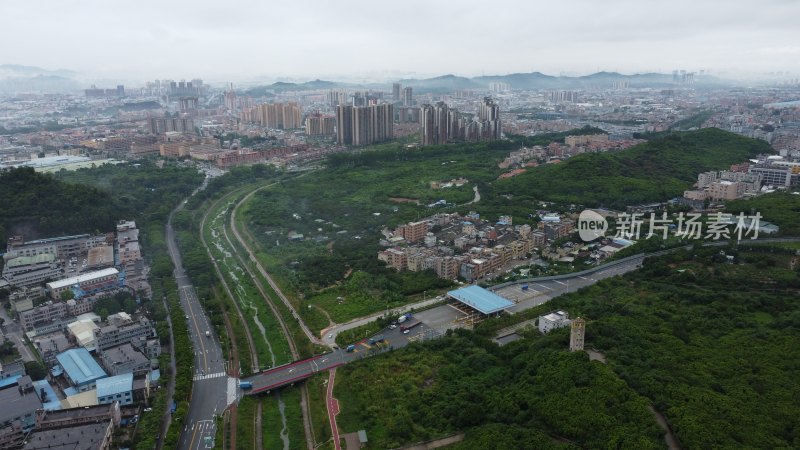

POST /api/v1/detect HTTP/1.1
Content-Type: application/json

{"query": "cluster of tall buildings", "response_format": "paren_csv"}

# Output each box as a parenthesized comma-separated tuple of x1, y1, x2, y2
(549, 90, 579, 103)
(421, 97, 501, 146)
(336, 104, 394, 146)
(392, 83, 414, 106)
(305, 113, 336, 136)
(84, 85, 125, 99)
(240, 102, 303, 129)
(148, 117, 195, 134)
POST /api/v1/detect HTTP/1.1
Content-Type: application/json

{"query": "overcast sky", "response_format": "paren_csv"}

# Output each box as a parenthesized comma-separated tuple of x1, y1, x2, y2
(3, 0, 799, 84)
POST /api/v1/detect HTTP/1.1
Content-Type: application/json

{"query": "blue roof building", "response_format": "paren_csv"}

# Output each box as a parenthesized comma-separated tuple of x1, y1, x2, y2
(56, 348, 107, 392)
(447, 285, 514, 316)
(96, 373, 133, 406)
(33, 379, 62, 411)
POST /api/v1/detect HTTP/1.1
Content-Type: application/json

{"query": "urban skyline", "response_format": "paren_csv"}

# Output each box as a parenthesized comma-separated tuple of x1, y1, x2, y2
(2, 0, 800, 83)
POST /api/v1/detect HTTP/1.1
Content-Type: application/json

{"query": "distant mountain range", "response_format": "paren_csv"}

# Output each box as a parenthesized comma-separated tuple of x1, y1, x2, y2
(0, 64, 731, 95)
(246, 71, 730, 95)
(0, 64, 81, 93)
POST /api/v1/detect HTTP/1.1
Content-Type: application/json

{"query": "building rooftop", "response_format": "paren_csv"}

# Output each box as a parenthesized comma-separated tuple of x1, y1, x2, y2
(6, 253, 55, 268)
(66, 320, 99, 350)
(87, 246, 113, 268)
(102, 343, 149, 367)
(55, 348, 107, 385)
(22, 422, 110, 450)
(447, 285, 514, 315)
(47, 268, 119, 290)
(33, 380, 61, 411)
(0, 384, 42, 425)
(95, 373, 133, 398)
(542, 310, 569, 322)
(19, 234, 90, 246)
(61, 389, 99, 409)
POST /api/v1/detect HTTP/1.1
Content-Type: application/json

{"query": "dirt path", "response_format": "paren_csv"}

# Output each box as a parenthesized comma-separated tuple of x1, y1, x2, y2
(649, 406, 681, 450)
(586, 349, 680, 450)
(460, 185, 480, 206)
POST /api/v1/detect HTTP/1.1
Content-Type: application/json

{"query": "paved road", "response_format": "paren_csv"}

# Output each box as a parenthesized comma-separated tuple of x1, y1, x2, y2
(245, 258, 645, 393)
(326, 368, 342, 450)
(498, 256, 644, 313)
(246, 324, 430, 393)
(166, 196, 230, 450)
(244, 237, 800, 394)
(319, 295, 445, 347)
(0, 307, 36, 362)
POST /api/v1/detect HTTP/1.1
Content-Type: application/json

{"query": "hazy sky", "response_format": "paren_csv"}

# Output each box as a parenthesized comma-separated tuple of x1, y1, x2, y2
(3, 0, 799, 83)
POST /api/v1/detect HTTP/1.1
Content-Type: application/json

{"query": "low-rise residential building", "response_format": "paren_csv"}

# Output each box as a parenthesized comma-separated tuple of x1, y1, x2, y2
(539, 310, 571, 334)
(19, 298, 94, 333)
(131, 336, 161, 360)
(35, 332, 75, 367)
(19, 301, 66, 333)
(93, 317, 156, 352)
(99, 343, 151, 376)
(708, 180, 746, 201)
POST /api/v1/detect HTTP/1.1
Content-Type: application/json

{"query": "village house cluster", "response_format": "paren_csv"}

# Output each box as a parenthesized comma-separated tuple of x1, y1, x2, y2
(378, 212, 576, 282)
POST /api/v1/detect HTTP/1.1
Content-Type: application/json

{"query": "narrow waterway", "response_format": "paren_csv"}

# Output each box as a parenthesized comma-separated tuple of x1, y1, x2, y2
(277, 392, 290, 450)
(211, 210, 290, 447)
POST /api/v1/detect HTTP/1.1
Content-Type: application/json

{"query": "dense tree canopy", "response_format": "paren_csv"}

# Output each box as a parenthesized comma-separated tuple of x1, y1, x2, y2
(498, 128, 773, 209)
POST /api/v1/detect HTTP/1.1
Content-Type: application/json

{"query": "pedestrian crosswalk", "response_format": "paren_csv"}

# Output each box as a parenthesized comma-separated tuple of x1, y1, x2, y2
(193, 371, 226, 381)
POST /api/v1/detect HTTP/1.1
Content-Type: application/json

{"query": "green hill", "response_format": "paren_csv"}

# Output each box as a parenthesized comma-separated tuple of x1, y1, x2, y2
(0, 167, 120, 244)
(498, 128, 773, 209)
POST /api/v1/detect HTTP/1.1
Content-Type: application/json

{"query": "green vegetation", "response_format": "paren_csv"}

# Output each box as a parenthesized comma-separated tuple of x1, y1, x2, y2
(0, 341, 20, 364)
(92, 291, 139, 319)
(0, 167, 119, 245)
(725, 191, 800, 236)
(237, 396, 258, 450)
(498, 128, 772, 209)
(241, 129, 772, 332)
(335, 330, 663, 449)
(305, 373, 335, 450)
(23, 361, 46, 380)
(333, 246, 800, 449)
(542, 246, 800, 449)
(262, 389, 305, 450)
(668, 110, 714, 131)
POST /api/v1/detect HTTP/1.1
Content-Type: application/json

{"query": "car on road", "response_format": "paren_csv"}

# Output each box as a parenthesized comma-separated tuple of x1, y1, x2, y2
(185, 315, 189, 319)
(327, 334, 333, 338)
(143, 407, 152, 412)
(403, 329, 410, 334)
(389, 325, 397, 329)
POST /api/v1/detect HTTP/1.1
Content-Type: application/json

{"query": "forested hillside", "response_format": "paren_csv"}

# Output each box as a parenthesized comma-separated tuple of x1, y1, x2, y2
(0, 167, 119, 244)
(498, 128, 773, 208)
(334, 244, 800, 449)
